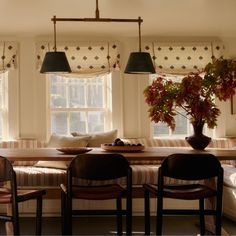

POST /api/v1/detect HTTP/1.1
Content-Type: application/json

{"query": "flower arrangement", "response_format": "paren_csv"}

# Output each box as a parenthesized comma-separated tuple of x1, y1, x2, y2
(144, 58, 236, 131)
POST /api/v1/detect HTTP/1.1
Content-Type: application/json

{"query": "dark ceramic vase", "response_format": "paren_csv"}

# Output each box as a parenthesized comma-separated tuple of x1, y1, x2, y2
(185, 121, 211, 150)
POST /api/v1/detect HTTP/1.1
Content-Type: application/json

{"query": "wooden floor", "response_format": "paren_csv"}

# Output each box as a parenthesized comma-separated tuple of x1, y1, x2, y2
(0, 216, 236, 235)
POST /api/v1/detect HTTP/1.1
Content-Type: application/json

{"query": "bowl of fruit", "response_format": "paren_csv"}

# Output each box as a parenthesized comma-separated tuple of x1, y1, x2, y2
(101, 138, 145, 152)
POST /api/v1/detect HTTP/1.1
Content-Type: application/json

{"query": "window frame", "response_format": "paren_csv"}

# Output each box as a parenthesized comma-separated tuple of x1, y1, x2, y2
(48, 73, 113, 136)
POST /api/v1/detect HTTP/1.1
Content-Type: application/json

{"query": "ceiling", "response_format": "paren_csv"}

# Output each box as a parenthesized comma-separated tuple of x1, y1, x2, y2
(2, 0, 236, 38)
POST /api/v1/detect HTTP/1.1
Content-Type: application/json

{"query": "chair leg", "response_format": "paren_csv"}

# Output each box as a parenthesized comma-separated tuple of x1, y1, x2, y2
(116, 197, 123, 235)
(61, 191, 66, 235)
(36, 195, 43, 235)
(199, 199, 205, 235)
(65, 195, 72, 235)
(215, 196, 222, 235)
(144, 188, 150, 235)
(126, 194, 132, 235)
(156, 195, 163, 236)
(12, 201, 20, 235)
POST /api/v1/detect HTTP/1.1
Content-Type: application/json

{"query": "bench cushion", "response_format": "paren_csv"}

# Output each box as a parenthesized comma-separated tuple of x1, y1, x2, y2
(14, 166, 66, 187)
(223, 164, 236, 188)
(14, 165, 200, 188)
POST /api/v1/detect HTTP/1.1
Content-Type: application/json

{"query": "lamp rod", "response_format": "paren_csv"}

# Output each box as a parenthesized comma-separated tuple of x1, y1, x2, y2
(52, 17, 143, 23)
(53, 16, 57, 52)
(138, 16, 141, 52)
(95, 0, 99, 19)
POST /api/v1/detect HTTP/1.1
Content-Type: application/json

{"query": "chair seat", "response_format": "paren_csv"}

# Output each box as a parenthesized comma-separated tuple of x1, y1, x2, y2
(0, 189, 46, 204)
(144, 183, 217, 200)
(71, 184, 126, 200)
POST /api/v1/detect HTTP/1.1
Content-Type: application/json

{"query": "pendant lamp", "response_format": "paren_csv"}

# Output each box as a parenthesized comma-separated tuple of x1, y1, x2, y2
(40, 1, 154, 74)
(40, 16, 71, 73)
(124, 18, 155, 74)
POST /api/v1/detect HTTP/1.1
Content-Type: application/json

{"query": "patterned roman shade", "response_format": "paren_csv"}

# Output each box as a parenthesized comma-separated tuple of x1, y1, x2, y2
(0, 42, 18, 72)
(143, 42, 224, 75)
(36, 42, 120, 74)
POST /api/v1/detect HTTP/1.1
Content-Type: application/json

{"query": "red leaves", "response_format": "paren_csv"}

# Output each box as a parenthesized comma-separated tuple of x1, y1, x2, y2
(143, 58, 236, 130)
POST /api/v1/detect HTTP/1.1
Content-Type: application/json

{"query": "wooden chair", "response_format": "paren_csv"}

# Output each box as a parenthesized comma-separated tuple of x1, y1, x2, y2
(143, 153, 223, 235)
(0, 156, 46, 235)
(61, 153, 132, 235)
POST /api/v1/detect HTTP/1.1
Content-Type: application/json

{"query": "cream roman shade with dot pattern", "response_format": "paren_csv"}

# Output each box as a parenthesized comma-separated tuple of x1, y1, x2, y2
(36, 42, 120, 74)
(143, 42, 224, 75)
(0, 42, 17, 72)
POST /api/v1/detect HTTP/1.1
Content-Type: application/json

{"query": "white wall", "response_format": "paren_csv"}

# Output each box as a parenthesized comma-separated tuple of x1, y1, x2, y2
(6, 35, 236, 141)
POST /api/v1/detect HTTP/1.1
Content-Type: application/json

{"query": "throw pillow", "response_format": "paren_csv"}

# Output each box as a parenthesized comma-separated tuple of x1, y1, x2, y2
(71, 129, 118, 147)
(47, 134, 91, 148)
(34, 134, 91, 169)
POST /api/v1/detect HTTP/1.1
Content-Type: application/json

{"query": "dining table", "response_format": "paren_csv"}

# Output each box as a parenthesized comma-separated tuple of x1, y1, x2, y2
(0, 146, 236, 162)
(1, 146, 235, 236)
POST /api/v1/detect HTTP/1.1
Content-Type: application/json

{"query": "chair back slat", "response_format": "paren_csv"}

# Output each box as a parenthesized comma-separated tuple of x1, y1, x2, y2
(0, 156, 14, 182)
(161, 153, 222, 180)
(69, 153, 129, 180)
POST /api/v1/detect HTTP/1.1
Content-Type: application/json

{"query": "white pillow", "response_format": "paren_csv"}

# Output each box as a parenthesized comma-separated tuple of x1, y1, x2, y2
(34, 161, 69, 169)
(47, 134, 91, 147)
(34, 134, 91, 169)
(71, 129, 118, 147)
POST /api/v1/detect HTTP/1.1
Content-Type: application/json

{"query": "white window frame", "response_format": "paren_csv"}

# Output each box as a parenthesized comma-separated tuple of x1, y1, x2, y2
(48, 73, 113, 136)
(0, 72, 8, 139)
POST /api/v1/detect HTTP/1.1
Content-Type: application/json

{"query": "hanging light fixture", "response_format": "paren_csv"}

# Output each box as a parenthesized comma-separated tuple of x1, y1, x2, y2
(40, 16, 71, 73)
(40, 0, 155, 74)
(124, 18, 155, 74)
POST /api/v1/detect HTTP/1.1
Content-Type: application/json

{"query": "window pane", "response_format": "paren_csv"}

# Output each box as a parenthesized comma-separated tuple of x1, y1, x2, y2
(173, 113, 188, 135)
(68, 79, 85, 107)
(49, 74, 109, 135)
(88, 112, 104, 133)
(51, 84, 67, 108)
(87, 79, 104, 108)
(51, 112, 67, 134)
(153, 123, 169, 137)
(70, 112, 86, 133)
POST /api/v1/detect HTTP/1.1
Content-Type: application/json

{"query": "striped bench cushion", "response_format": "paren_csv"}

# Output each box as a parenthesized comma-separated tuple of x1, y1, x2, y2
(14, 166, 66, 187)
(222, 164, 236, 188)
(13, 165, 199, 188)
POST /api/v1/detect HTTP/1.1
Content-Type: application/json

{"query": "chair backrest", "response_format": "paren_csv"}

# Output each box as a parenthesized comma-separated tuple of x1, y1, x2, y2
(160, 153, 222, 181)
(0, 156, 18, 206)
(0, 156, 15, 182)
(68, 153, 130, 181)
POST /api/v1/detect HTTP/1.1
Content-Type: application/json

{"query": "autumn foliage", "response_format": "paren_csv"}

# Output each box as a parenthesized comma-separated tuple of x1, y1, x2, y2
(144, 58, 236, 130)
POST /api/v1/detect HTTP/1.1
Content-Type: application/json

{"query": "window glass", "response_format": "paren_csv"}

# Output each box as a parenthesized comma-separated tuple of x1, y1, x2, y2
(49, 74, 110, 135)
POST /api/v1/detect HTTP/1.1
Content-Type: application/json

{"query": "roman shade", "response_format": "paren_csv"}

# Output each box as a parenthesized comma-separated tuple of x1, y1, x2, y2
(0, 42, 18, 72)
(36, 42, 120, 74)
(143, 41, 224, 75)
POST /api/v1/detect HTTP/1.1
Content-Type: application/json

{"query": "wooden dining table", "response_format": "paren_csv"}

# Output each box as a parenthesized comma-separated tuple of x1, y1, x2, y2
(0, 146, 236, 162)
(2, 146, 235, 236)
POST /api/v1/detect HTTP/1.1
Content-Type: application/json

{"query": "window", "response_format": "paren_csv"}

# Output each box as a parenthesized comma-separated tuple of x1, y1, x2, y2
(150, 74, 191, 138)
(49, 73, 112, 135)
(0, 72, 8, 139)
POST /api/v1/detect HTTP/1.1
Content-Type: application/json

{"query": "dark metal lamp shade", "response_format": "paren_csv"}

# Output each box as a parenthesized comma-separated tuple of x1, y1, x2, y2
(124, 52, 155, 74)
(40, 51, 72, 73)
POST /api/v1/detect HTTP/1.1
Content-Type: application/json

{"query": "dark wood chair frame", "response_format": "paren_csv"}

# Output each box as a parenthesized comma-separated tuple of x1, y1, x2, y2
(143, 153, 223, 235)
(0, 156, 46, 235)
(61, 153, 132, 235)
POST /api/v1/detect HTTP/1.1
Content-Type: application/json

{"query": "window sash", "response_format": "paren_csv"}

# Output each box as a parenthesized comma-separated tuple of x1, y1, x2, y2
(48, 73, 111, 135)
